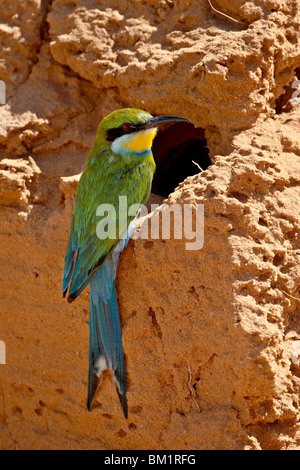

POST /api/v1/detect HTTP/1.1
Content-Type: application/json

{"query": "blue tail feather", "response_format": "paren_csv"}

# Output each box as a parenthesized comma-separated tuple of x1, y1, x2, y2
(87, 258, 127, 418)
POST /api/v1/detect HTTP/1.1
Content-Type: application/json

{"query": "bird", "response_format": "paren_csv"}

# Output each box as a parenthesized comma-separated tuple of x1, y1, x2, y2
(63, 108, 189, 418)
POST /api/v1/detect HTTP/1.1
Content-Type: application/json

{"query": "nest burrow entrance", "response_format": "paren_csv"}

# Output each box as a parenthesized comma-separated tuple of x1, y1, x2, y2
(151, 121, 211, 197)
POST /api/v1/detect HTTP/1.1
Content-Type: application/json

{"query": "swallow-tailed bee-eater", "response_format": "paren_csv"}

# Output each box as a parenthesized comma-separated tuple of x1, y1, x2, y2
(63, 108, 189, 417)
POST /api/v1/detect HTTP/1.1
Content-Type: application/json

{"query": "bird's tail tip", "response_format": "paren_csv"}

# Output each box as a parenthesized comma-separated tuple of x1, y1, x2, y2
(117, 390, 128, 419)
(87, 371, 128, 418)
(87, 393, 128, 418)
(87, 367, 101, 413)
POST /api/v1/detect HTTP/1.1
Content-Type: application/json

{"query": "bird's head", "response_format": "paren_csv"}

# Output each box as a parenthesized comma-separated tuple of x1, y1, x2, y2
(97, 108, 189, 157)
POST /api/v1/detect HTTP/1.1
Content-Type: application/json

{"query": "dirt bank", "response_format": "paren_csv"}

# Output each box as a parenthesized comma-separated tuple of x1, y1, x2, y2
(0, 0, 300, 449)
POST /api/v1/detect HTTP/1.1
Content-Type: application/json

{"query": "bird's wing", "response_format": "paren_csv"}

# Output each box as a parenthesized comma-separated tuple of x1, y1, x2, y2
(63, 162, 153, 302)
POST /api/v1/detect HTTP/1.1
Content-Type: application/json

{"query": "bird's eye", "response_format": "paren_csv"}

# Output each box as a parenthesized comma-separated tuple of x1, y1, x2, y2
(123, 122, 132, 131)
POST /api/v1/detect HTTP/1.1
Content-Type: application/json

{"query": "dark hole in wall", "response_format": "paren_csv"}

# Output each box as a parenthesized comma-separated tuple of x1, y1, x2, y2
(151, 121, 211, 197)
(275, 67, 300, 114)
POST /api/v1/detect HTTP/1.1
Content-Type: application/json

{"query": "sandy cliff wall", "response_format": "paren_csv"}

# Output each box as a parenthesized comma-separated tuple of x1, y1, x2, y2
(0, 0, 300, 449)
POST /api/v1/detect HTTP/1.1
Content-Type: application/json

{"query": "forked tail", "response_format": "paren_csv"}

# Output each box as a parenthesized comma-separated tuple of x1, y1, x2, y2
(87, 257, 127, 418)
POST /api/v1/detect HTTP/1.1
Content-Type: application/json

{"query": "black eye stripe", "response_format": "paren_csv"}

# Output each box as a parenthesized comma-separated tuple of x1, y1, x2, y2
(106, 123, 140, 142)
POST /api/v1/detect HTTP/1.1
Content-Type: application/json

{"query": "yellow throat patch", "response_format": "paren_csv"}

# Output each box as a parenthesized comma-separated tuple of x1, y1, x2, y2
(125, 128, 157, 153)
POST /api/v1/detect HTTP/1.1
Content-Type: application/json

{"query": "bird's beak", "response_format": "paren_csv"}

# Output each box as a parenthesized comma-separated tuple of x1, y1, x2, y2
(141, 115, 190, 130)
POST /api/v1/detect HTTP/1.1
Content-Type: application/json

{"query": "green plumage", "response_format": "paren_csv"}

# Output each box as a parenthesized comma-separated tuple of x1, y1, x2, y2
(63, 108, 188, 417)
(64, 109, 155, 302)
